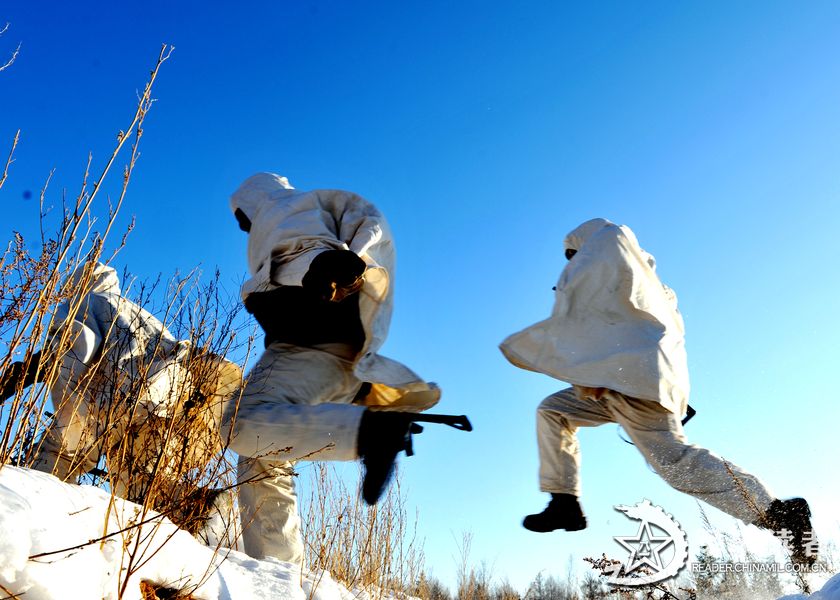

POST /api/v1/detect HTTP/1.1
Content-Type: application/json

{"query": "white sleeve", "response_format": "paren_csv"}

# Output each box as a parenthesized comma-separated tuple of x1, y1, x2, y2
(48, 302, 103, 367)
(327, 191, 386, 257)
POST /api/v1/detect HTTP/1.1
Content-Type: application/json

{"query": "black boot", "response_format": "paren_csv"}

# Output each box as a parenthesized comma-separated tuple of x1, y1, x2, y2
(523, 493, 587, 532)
(761, 498, 818, 566)
(356, 410, 423, 505)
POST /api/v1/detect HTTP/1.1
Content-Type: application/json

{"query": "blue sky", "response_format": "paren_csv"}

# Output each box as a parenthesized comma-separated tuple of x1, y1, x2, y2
(3, 0, 840, 592)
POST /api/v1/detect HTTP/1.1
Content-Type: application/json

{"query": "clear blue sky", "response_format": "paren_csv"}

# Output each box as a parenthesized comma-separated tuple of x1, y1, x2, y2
(3, 0, 840, 592)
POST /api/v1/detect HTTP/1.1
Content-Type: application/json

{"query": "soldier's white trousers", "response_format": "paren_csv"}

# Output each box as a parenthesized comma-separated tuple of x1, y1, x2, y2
(537, 388, 775, 524)
(223, 343, 365, 566)
(32, 358, 193, 500)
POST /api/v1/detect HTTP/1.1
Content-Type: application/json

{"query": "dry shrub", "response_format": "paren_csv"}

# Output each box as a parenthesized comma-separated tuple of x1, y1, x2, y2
(455, 533, 492, 600)
(413, 573, 452, 600)
(1, 44, 172, 469)
(93, 272, 248, 539)
(0, 45, 255, 599)
(301, 462, 425, 599)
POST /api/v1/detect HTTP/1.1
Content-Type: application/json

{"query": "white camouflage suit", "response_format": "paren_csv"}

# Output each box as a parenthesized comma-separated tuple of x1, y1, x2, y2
(32, 263, 193, 500)
(500, 218, 774, 524)
(225, 173, 439, 566)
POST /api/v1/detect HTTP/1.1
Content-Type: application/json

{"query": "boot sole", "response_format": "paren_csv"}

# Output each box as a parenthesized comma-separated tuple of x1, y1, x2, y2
(522, 516, 587, 533)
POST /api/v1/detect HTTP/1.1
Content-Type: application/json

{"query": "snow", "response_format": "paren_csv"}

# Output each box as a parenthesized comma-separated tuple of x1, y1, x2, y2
(1, 465, 837, 600)
(802, 573, 840, 600)
(0, 466, 381, 600)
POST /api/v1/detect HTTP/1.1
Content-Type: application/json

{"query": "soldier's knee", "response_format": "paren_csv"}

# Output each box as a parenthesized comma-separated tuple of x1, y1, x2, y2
(537, 390, 568, 414)
(536, 400, 566, 425)
(646, 444, 717, 496)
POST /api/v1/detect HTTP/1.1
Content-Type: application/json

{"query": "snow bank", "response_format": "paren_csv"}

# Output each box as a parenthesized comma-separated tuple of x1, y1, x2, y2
(0, 466, 367, 600)
(1, 465, 834, 600)
(802, 573, 840, 600)
(771, 570, 840, 599)
(822, 574, 840, 597)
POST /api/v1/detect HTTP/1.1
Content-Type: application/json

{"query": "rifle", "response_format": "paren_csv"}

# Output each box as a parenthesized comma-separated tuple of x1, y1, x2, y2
(402, 413, 473, 455)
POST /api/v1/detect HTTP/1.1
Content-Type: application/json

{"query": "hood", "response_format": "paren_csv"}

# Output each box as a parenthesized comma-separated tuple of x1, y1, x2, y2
(62, 261, 121, 297)
(563, 218, 613, 252)
(229, 172, 295, 220)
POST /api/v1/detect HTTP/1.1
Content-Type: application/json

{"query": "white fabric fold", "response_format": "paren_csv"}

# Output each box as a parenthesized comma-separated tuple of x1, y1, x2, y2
(230, 173, 439, 411)
(501, 219, 689, 414)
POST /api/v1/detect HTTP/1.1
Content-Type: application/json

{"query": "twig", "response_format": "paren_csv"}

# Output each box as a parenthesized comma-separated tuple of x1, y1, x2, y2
(27, 460, 269, 562)
(0, 42, 20, 72)
(0, 129, 19, 191)
(722, 460, 764, 522)
(0, 581, 23, 600)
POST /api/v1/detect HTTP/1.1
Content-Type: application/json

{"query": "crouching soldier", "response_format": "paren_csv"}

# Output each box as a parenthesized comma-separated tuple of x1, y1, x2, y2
(500, 218, 817, 565)
(0, 261, 242, 524)
(225, 173, 463, 566)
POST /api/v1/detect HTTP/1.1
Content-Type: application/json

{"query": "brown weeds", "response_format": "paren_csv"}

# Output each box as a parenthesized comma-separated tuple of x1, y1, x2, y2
(301, 462, 425, 600)
(0, 44, 252, 600)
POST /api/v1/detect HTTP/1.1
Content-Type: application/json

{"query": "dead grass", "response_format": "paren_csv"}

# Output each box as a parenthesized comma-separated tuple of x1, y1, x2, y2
(0, 44, 253, 599)
(301, 462, 425, 600)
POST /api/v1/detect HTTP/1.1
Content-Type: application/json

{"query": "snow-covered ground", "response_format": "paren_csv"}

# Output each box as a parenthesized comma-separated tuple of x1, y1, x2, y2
(784, 575, 840, 600)
(0, 466, 382, 600)
(1, 465, 838, 600)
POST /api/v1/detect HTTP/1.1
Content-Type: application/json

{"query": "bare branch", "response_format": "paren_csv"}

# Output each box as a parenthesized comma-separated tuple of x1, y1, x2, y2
(0, 130, 19, 191)
(95, 44, 173, 245)
(0, 43, 20, 72)
(0, 24, 20, 73)
(0, 581, 23, 600)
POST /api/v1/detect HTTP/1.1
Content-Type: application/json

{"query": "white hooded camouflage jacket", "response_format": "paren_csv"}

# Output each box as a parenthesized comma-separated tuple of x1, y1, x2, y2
(47, 263, 184, 411)
(230, 173, 440, 411)
(500, 218, 689, 415)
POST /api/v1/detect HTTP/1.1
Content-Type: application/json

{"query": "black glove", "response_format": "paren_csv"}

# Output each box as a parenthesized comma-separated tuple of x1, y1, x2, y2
(302, 250, 367, 302)
(0, 351, 45, 403)
(0, 361, 26, 403)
